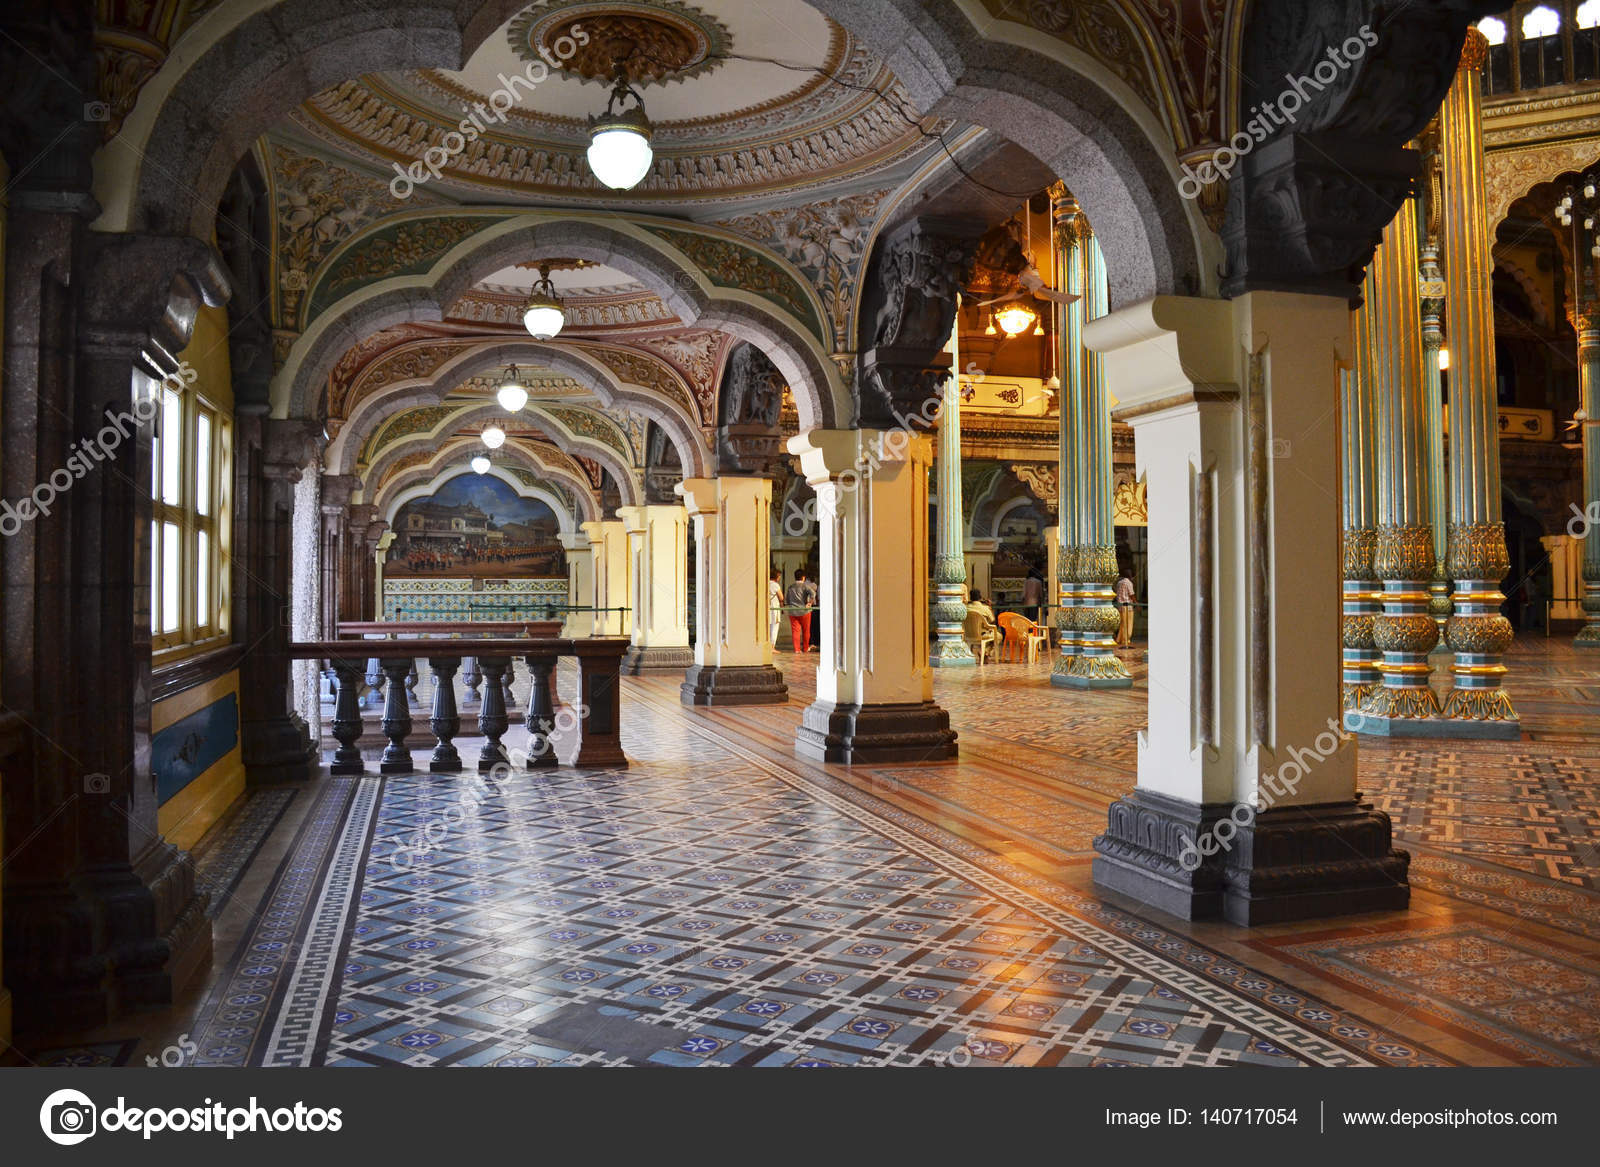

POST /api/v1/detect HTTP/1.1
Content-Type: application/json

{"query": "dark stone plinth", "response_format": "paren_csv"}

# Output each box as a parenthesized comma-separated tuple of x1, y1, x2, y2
(241, 716, 317, 784)
(794, 699, 958, 765)
(621, 644, 695, 674)
(680, 664, 788, 706)
(1092, 788, 1410, 926)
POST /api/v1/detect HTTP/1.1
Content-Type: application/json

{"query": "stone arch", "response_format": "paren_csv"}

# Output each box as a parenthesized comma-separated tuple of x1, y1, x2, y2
(275, 214, 845, 431)
(101, 1, 1203, 311)
(326, 336, 708, 478)
(372, 435, 599, 526)
(358, 399, 641, 510)
(1493, 253, 1553, 330)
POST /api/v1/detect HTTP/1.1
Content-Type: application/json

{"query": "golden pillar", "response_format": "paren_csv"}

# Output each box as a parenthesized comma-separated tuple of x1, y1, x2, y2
(1341, 300, 1380, 713)
(1577, 309, 1600, 647)
(1437, 30, 1519, 733)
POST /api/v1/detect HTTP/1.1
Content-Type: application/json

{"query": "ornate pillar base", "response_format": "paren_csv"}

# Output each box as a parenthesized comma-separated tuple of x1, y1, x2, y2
(680, 663, 788, 706)
(622, 645, 696, 674)
(240, 714, 318, 783)
(1092, 789, 1409, 924)
(1573, 579, 1600, 647)
(929, 556, 973, 667)
(795, 700, 956, 764)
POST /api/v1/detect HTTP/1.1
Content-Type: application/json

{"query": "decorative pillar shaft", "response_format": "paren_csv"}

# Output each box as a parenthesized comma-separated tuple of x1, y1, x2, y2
(1052, 200, 1129, 688)
(558, 529, 594, 638)
(929, 296, 974, 666)
(1357, 197, 1443, 731)
(618, 503, 693, 672)
(1341, 304, 1381, 712)
(1576, 313, 1600, 646)
(580, 518, 630, 639)
(1053, 200, 1084, 666)
(1419, 125, 1454, 636)
(1438, 32, 1519, 732)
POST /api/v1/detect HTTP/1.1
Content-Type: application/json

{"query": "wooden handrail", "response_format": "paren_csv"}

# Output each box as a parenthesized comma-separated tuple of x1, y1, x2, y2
(290, 637, 628, 659)
(336, 620, 563, 638)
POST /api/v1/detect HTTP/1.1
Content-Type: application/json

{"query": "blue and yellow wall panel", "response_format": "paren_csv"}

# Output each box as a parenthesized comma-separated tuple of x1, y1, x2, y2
(152, 671, 244, 851)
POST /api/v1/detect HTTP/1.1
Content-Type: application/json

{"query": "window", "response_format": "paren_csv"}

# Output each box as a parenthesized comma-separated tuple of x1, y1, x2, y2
(151, 371, 232, 657)
(1519, 4, 1564, 87)
(1479, 16, 1515, 92)
(1578, 0, 1600, 78)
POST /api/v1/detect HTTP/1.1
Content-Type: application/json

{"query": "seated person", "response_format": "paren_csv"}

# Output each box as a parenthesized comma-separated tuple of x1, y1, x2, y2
(963, 588, 1000, 658)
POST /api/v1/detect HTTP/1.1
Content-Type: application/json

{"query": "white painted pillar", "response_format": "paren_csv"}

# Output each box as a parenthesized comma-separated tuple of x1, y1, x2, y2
(790, 428, 955, 763)
(618, 503, 692, 671)
(558, 529, 594, 638)
(964, 536, 999, 602)
(677, 477, 787, 704)
(1086, 293, 1406, 925)
(581, 519, 630, 638)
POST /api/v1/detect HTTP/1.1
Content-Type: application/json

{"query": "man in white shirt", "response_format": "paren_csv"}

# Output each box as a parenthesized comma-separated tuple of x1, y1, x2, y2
(768, 569, 785, 647)
(1115, 571, 1136, 647)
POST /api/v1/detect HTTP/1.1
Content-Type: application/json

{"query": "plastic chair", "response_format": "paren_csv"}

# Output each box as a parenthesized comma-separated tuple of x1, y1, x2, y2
(962, 607, 999, 664)
(998, 612, 1050, 663)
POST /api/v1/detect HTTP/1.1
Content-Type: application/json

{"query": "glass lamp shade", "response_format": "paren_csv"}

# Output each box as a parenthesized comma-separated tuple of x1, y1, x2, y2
(471, 455, 491, 475)
(587, 123, 653, 190)
(995, 304, 1037, 336)
(480, 425, 506, 450)
(1438, 347, 1450, 372)
(522, 298, 564, 340)
(496, 381, 529, 412)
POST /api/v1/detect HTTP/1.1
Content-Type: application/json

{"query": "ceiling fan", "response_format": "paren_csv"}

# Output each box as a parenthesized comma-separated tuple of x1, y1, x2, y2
(967, 206, 1078, 335)
(1562, 407, 1600, 433)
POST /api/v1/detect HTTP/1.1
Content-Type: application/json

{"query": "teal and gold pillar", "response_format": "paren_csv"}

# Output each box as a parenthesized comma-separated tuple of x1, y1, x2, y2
(1052, 194, 1084, 669)
(1438, 30, 1519, 734)
(930, 295, 975, 666)
(1419, 122, 1454, 640)
(1341, 303, 1381, 714)
(1355, 196, 1444, 732)
(1051, 195, 1129, 688)
(1576, 309, 1600, 648)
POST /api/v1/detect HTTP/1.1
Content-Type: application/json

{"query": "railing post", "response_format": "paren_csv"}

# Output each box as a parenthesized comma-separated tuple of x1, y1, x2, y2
(477, 656, 510, 772)
(427, 657, 463, 773)
(330, 659, 367, 774)
(378, 659, 415, 773)
(363, 656, 384, 709)
(568, 642, 628, 769)
(462, 656, 482, 705)
(522, 653, 559, 768)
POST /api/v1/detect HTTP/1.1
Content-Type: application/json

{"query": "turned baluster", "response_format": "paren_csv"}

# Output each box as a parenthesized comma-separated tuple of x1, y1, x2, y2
(462, 656, 482, 705)
(427, 657, 463, 773)
(477, 656, 510, 773)
(523, 654, 559, 768)
(364, 656, 385, 709)
(406, 660, 422, 707)
(330, 659, 366, 774)
(503, 657, 519, 711)
(378, 658, 416, 773)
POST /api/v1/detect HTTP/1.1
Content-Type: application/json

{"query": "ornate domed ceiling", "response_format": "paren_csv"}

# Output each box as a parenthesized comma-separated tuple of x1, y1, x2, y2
(282, 0, 945, 207)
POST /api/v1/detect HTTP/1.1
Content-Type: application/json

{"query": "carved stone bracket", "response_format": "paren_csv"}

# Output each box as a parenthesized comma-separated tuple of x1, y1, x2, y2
(715, 342, 787, 477)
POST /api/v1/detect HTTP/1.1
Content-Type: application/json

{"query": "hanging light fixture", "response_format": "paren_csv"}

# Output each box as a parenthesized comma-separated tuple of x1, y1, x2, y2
(586, 55, 653, 190)
(995, 303, 1038, 337)
(496, 364, 529, 412)
(1438, 347, 1450, 372)
(480, 424, 506, 450)
(522, 264, 565, 339)
(471, 455, 491, 475)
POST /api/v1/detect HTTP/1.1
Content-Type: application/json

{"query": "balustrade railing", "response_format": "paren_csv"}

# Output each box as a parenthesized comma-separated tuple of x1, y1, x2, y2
(289, 637, 628, 774)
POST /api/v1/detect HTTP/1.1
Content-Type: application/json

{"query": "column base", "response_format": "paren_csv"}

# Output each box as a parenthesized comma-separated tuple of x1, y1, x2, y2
(1574, 624, 1600, 647)
(928, 637, 975, 668)
(1350, 710, 1520, 740)
(621, 644, 695, 674)
(1092, 789, 1410, 925)
(680, 664, 789, 706)
(795, 699, 957, 764)
(241, 715, 318, 783)
(4, 845, 212, 1035)
(1049, 656, 1133, 689)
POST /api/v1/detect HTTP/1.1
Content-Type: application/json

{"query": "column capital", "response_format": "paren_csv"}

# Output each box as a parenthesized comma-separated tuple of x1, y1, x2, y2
(319, 473, 357, 515)
(557, 529, 593, 553)
(675, 477, 720, 516)
(787, 427, 932, 488)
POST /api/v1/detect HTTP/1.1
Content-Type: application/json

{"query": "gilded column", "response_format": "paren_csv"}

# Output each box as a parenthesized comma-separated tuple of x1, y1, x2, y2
(1051, 195, 1085, 671)
(1356, 196, 1443, 732)
(1341, 303, 1381, 713)
(1577, 309, 1600, 647)
(1054, 200, 1129, 687)
(1438, 31, 1519, 732)
(1419, 120, 1453, 638)
(930, 295, 974, 666)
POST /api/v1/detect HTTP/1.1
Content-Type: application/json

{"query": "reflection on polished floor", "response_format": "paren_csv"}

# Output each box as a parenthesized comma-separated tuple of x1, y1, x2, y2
(21, 638, 1600, 1068)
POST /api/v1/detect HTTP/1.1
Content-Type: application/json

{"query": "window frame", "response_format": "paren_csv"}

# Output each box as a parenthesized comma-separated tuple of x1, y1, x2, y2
(151, 376, 233, 661)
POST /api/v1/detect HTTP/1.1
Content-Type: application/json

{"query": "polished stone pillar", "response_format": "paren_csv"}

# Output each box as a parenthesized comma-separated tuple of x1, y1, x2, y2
(792, 429, 956, 762)
(1341, 303, 1382, 714)
(1419, 129, 1454, 639)
(1053, 199, 1084, 668)
(1354, 199, 1446, 735)
(929, 299, 974, 667)
(1438, 31, 1519, 733)
(618, 503, 692, 672)
(1576, 310, 1600, 647)
(1052, 202, 1130, 688)
(1089, 294, 1406, 924)
(581, 518, 630, 639)
(318, 473, 355, 639)
(678, 476, 788, 705)
(558, 529, 594, 638)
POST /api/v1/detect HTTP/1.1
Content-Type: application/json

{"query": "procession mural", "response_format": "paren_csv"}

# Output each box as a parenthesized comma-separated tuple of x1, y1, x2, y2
(385, 474, 565, 578)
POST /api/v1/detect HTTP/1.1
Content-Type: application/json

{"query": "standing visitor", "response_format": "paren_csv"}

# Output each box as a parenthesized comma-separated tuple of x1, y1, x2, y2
(785, 569, 817, 654)
(1115, 568, 1136, 648)
(768, 569, 785, 647)
(1022, 566, 1044, 624)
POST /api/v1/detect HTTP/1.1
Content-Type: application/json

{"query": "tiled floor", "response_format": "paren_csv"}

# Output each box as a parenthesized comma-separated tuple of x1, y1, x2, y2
(15, 636, 1600, 1069)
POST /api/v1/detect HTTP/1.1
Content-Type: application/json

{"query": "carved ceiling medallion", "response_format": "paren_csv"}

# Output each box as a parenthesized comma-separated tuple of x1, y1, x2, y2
(508, 1, 732, 88)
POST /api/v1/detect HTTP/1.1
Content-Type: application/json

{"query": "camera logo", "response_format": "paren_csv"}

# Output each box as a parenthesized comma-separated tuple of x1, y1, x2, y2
(40, 1088, 97, 1145)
